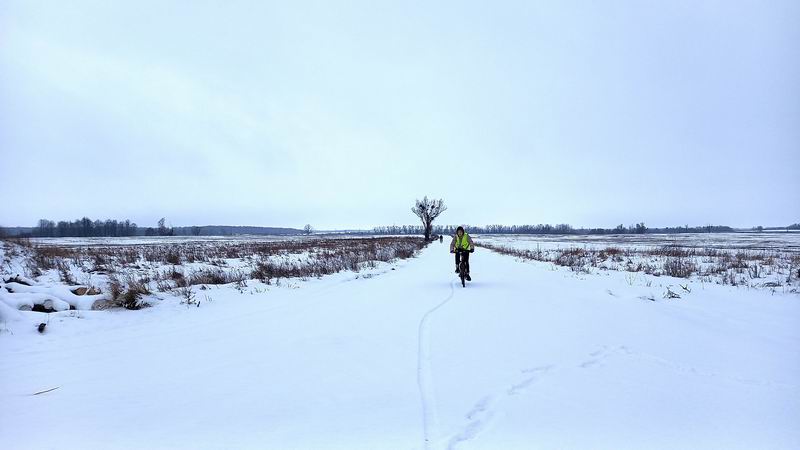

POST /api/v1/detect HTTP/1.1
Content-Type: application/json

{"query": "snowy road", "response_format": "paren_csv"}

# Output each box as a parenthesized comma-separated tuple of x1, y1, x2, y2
(2, 244, 799, 449)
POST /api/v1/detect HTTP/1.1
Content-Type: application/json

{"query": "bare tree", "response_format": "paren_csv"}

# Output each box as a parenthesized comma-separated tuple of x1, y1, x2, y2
(303, 224, 314, 235)
(157, 217, 174, 236)
(411, 196, 447, 241)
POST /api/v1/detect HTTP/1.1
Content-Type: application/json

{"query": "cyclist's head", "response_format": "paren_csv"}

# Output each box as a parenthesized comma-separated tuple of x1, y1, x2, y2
(456, 226, 465, 236)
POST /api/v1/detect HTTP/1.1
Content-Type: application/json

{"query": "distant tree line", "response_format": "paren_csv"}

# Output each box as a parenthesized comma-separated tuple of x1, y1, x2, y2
(647, 225, 735, 234)
(9, 218, 305, 238)
(28, 217, 173, 238)
(170, 225, 303, 236)
(373, 223, 740, 236)
(31, 218, 140, 237)
(759, 223, 800, 231)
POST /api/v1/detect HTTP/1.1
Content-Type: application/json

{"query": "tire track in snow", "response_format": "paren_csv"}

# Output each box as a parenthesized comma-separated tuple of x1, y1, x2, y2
(418, 279, 456, 450)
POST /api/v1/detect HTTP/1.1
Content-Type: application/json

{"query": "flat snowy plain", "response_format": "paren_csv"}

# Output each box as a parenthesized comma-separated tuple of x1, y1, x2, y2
(1, 234, 798, 449)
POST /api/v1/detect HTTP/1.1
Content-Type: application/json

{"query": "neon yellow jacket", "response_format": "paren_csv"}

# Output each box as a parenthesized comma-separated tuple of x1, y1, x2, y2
(450, 232, 474, 252)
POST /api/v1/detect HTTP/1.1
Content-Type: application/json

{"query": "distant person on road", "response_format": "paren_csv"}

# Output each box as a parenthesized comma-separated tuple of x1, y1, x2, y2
(439, 235, 443, 243)
(450, 226, 474, 279)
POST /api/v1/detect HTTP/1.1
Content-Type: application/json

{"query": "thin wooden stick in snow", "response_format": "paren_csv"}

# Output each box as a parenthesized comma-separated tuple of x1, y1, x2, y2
(31, 386, 60, 396)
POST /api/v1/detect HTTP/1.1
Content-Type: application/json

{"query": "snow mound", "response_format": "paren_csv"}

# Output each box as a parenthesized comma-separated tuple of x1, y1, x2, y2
(2, 274, 39, 286)
(0, 295, 24, 321)
(0, 282, 109, 311)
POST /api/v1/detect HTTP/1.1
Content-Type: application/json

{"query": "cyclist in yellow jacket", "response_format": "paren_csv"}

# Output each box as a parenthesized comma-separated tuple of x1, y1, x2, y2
(450, 226, 475, 280)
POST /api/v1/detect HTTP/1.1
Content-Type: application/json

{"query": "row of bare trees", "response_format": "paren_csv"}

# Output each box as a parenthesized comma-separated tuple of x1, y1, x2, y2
(400, 196, 741, 238)
(29, 217, 176, 238)
(33, 218, 139, 237)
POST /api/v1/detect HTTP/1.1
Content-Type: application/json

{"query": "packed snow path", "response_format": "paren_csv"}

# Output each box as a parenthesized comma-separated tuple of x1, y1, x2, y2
(1, 244, 798, 449)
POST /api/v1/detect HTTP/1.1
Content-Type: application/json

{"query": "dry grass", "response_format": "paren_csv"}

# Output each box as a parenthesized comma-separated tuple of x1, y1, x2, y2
(10, 237, 428, 297)
(26, 237, 423, 267)
(106, 273, 151, 310)
(663, 257, 697, 278)
(480, 241, 795, 288)
(250, 238, 426, 282)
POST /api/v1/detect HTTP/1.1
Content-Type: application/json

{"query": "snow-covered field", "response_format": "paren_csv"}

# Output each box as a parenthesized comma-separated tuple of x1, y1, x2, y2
(474, 231, 800, 252)
(476, 232, 800, 292)
(1, 236, 799, 449)
(0, 236, 426, 312)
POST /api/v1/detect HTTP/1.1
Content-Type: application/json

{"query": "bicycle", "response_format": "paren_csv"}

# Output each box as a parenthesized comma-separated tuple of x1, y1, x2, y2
(453, 247, 475, 287)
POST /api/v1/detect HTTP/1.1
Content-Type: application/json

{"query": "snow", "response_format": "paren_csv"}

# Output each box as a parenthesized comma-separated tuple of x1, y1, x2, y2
(0, 290, 70, 311)
(0, 290, 35, 311)
(2, 274, 39, 286)
(474, 231, 800, 252)
(474, 232, 799, 291)
(1, 282, 109, 311)
(0, 242, 798, 449)
(0, 298, 23, 323)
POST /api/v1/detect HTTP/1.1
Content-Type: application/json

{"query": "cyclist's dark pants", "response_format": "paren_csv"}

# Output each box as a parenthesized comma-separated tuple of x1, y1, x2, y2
(455, 251, 470, 272)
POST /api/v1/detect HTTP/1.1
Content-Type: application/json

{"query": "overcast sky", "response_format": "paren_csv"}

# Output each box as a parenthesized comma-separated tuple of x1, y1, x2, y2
(1, 1, 798, 230)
